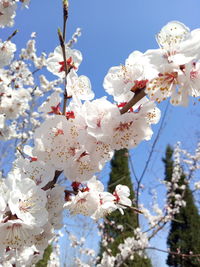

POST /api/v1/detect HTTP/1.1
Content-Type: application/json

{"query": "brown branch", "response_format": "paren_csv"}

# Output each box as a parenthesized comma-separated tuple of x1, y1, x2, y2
(63, 0, 69, 41)
(6, 29, 18, 42)
(58, 29, 68, 80)
(58, 28, 71, 115)
(119, 203, 143, 214)
(32, 68, 43, 75)
(146, 246, 200, 258)
(115, 244, 200, 267)
(57, 1, 69, 116)
(119, 88, 146, 115)
(108, 175, 129, 188)
(144, 212, 167, 234)
(134, 100, 170, 226)
(148, 220, 168, 240)
(16, 147, 26, 159)
(42, 170, 63, 191)
(58, 4, 70, 116)
(66, 189, 77, 194)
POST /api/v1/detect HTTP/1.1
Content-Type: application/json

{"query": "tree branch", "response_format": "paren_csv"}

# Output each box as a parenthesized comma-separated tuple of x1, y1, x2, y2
(119, 88, 146, 115)
(42, 170, 63, 191)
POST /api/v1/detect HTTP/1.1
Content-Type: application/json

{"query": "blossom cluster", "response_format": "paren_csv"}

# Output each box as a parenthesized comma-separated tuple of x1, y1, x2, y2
(1, 1, 200, 266)
(69, 141, 200, 267)
(0, 34, 50, 142)
(0, 0, 30, 28)
(65, 178, 132, 219)
(104, 21, 200, 106)
(97, 228, 149, 267)
(0, 169, 63, 265)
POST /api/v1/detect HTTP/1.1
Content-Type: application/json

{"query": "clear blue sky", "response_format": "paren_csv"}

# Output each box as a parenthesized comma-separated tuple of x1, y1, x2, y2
(3, 1, 200, 266)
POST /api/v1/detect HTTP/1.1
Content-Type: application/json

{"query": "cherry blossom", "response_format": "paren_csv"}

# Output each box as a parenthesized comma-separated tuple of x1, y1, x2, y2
(66, 69, 95, 100)
(113, 184, 132, 208)
(103, 51, 157, 103)
(13, 158, 55, 187)
(0, 40, 16, 67)
(0, 0, 17, 28)
(38, 91, 62, 116)
(1, 2, 200, 264)
(46, 186, 65, 229)
(0, 220, 41, 253)
(145, 21, 200, 105)
(46, 45, 82, 78)
(8, 178, 48, 227)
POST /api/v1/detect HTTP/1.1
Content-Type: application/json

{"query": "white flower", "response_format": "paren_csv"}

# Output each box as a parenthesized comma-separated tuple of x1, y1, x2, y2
(110, 112, 152, 150)
(38, 91, 61, 115)
(146, 21, 200, 68)
(34, 223, 54, 251)
(64, 148, 102, 182)
(136, 100, 161, 124)
(0, 0, 17, 28)
(67, 69, 94, 100)
(65, 177, 117, 218)
(117, 229, 148, 261)
(0, 114, 5, 128)
(0, 220, 41, 252)
(103, 51, 156, 103)
(10, 60, 34, 87)
(178, 62, 200, 102)
(46, 186, 65, 229)
(0, 40, 16, 67)
(145, 65, 181, 104)
(65, 191, 100, 216)
(82, 97, 120, 142)
(145, 21, 200, 105)
(8, 178, 48, 227)
(113, 185, 132, 213)
(91, 192, 116, 220)
(33, 115, 72, 170)
(46, 45, 82, 77)
(14, 158, 55, 188)
(97, 252, 115, 267)
(156, 21, 200, 64)
(87, 176, 104, 192)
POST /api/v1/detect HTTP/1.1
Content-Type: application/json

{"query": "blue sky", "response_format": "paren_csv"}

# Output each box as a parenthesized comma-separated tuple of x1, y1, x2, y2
(3, 0, 200, 266)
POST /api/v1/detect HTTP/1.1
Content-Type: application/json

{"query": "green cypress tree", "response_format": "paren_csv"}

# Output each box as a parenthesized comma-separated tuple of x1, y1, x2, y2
(99, 148, 152, 267)
(163, 145, 200, 267)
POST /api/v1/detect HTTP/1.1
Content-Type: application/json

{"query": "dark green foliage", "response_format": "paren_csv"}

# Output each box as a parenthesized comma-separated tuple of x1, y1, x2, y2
(99, 148, 152, 267)
(36, 245, 53, 267)
(164, 145, 200, 267)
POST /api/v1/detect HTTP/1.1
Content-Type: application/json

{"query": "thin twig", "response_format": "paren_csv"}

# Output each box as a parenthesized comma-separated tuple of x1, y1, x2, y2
(135, 100, 170, 207)
(128, 151, 139, 183)
(115, 244, 200, 267)
(108, 175, 130, 188)
(58, 1, 70, 115)
(16, 147, 26, 159)
(119, 203, 143, 214)
(63, 0, 68, 41)
(146, 246, 200, 258)
(6, 29, 18, 42)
